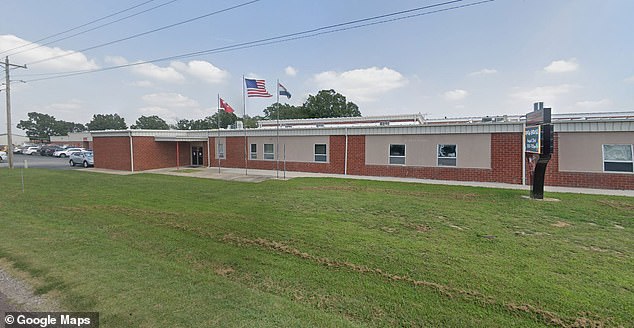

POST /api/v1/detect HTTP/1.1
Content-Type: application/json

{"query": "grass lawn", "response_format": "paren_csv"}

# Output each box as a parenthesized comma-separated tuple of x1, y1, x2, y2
(0, 168, 632, 327)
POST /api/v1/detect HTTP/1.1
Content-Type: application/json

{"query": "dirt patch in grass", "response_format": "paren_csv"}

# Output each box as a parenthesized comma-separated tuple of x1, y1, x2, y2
(597, 200, 634, 211)
(551, 221, 571, 228)
(297, 186, 430, 197)
(221, 234, 610, 328)
(403, 223, 431, 233)
(213, 266, 235, 276)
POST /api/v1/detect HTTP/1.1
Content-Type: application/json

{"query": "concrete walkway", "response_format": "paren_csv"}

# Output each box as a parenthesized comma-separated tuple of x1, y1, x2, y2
(84, 166, 634, 197)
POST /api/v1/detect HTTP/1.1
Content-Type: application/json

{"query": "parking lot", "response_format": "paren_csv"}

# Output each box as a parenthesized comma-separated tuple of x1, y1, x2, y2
(0, 153, 85, 170)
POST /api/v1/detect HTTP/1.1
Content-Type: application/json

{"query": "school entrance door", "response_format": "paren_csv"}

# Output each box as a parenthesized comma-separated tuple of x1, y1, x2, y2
(191, 146, 204, 166)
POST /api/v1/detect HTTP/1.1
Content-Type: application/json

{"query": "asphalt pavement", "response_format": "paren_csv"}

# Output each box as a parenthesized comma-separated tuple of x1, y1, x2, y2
(0, 153, 81, 170)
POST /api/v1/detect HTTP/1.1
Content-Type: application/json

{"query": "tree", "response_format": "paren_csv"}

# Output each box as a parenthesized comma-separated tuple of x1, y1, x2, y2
(131, 115, 169, 130)
(172, 117, 214, 130)
(17, 112, 86, 141)
(263, 103, 307, 120)
(240, 115, 263, 129)
(210, 111, 238, 129)
(86, 114, 127, 131)
(262, 89, 361, 120)
(303, 89, 360, 118)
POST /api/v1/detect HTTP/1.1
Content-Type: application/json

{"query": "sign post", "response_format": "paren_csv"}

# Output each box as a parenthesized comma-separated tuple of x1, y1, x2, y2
(525, 102, 553, 199)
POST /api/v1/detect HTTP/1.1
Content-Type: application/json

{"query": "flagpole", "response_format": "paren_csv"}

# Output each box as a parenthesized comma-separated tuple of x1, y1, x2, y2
(243, 75, 248, 176)
(276, 79, 280, 179)
(217, 94, 221, 174)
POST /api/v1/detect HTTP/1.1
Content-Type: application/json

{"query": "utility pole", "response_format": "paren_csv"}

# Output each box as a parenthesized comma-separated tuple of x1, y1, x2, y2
(2, 56, 27, 169)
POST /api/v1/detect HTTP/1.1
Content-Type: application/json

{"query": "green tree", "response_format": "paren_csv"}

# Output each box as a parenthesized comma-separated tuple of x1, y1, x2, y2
(239, 115, 262, 129)
(17, 112, 86, 141)
(303, 89, 360, 118)
(172, 117, 214, 130)
(263, 89, 361, 121)
(131, 115, 169, 130)
(86, 114, 127, 131)
(210, 111, 238, 129)
(263, 103, 307, 120)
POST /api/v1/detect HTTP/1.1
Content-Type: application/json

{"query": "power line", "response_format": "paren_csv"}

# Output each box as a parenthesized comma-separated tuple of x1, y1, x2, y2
(25, 0, 263, 67)
(22, 0, 495, 83)
(0, 0, 161, 56)
(4, 0, 179, 58)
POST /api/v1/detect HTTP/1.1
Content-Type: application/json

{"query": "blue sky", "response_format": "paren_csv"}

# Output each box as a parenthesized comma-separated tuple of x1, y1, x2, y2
(1, 0, 633, 131)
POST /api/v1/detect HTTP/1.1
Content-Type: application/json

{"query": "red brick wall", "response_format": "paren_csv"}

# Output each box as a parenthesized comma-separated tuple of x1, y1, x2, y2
(211, 136, 347, 174)
(93, 137, 131, 171)
(525, 133, 634, 190)
(347, 133, 523, 184)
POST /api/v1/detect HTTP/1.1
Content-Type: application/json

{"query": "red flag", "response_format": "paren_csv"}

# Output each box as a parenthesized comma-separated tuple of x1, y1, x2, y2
(219, 98, 234, 113)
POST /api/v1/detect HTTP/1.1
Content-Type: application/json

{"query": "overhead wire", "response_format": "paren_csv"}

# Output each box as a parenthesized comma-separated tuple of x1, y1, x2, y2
(4, 0, 179, 58)
(0, 0, 162, 56)
(24, 0, 263, 67)
(22, 0, 495, 83)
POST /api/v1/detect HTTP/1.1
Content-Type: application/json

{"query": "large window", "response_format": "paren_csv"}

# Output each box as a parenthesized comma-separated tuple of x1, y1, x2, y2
(437, 144, 457, 166)
(217, 143, 225, 159)
(389, 144, 406, 164)
(603, 144, 633, 172)
(250, 144, 257, 159)
(264, 144, 274, 160)
(314, 144, 327, 162)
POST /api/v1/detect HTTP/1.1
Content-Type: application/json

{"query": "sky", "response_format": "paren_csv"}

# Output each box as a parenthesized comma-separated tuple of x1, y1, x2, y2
(1, 0, 633, 132)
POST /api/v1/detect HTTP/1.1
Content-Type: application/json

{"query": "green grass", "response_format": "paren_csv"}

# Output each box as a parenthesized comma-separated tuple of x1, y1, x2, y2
(0, 168, 632, 327)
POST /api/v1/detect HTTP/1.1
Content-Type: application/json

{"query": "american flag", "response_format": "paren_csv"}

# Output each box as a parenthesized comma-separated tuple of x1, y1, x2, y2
(245, 78, 272, 98)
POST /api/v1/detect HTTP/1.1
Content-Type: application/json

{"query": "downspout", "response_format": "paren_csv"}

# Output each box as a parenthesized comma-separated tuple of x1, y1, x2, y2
(522, 122, 526, 185)
(344, 127, 348, 175)
(129, 130, 135, 172)
(207, 137, 211, 167)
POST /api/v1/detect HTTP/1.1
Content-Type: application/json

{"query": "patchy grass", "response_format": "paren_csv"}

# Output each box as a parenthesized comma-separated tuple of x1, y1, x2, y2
(0, 168, 632, 327)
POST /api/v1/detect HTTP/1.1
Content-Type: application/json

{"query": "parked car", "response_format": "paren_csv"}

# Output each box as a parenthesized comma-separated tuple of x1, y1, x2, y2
(0, 151, 6, 161)
(22, 146, 40, 155)
(53, 147, 84, 158)
(69, 151, 94, 167)
(40, 145, 61, 156)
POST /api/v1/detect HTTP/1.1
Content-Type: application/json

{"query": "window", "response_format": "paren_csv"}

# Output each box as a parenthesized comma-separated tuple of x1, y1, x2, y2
(389, 144, 406, 164)
(217, 143, 225, 159)
(250, 144, 257, 159)
(438, 144, 457, 166)
(314, 144, 327, 162)
(603, 144, 633, 172)
(264, 144, 274, 160)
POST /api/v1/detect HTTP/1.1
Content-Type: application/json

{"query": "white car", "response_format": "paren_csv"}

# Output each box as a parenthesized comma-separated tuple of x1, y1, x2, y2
(53, 147, 85, 158)
(22, 146, 40, 155)
(0, 151, 6, 161)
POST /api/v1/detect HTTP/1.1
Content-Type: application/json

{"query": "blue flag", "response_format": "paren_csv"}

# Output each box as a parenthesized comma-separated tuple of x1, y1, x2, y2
(278, 82, 291, 99)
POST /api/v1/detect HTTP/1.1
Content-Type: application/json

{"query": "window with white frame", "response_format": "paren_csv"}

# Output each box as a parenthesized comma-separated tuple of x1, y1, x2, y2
(603, 144, 633, 172)
(437, 144, 457, 166)
(314, 144, 327, 162)
(250, 144, 257, 159)
(264, 143, 274, 160)
(217, 143, 225, 159)
(389, 144, 406, 164)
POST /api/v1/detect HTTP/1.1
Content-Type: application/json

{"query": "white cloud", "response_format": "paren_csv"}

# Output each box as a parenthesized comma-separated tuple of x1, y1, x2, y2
(624, 75, 634, 83)
(104, 55, 128, 66)
(170, 60, 228, 84)
(544, 58, 579, 73)
(510, 84, 577, 103)
(129, 80, 154, 88)
(131, 62, 185, 83)
(142, 93, 200, 108)
(575, 99, 613, 110)
(139, 93, 208, 121)
(443, 89, 469, 101)
(0, 34, 99, 71)
(312, 67, 407, 102)
(285, 66, 298, 76)
(468, 68, 497, 76)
